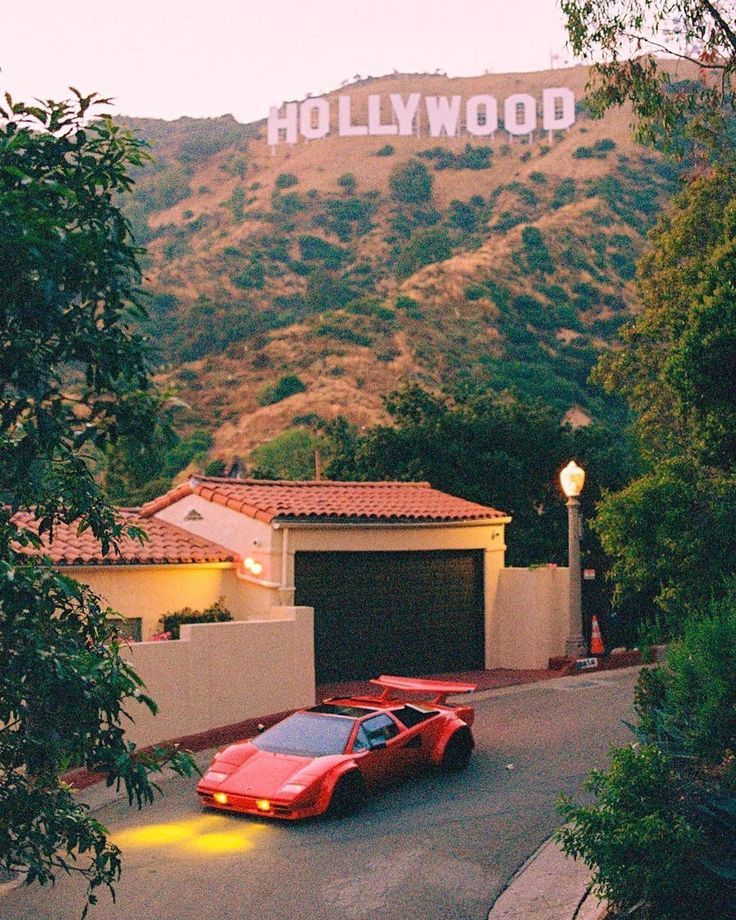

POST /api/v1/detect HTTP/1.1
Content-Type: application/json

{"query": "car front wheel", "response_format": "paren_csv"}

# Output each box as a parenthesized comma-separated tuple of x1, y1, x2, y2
(327, 771, 367, 818)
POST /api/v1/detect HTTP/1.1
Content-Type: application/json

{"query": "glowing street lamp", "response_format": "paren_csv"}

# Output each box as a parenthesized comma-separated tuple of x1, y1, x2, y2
(560, 461, 587, 658)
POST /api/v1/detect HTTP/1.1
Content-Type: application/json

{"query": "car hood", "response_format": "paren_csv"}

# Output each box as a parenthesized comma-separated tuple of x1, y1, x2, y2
(219, 748, 318, 798)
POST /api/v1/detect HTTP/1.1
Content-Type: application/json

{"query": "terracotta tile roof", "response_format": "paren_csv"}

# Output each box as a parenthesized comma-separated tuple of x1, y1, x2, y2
(140, 477, 507, 524)
(13, 509, 236, 566)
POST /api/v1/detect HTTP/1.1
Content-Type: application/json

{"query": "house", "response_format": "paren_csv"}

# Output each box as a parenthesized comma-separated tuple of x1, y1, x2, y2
(14, 508, 242, 642)
(22, 476, 569, 683)
(139, 477, 510, 681)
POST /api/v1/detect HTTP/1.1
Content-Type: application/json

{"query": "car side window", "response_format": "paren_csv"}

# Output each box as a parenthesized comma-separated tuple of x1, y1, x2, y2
(392, 705, 440, 729)
(353, 714, 400, 752)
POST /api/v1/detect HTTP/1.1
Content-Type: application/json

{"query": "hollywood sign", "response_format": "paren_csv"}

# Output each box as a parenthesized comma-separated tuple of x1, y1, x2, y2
(267, 88, 575, 146)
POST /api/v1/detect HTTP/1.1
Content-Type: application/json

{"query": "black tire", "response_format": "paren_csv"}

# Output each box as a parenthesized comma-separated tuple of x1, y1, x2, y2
(440, 729, 473, 773)
(327, 771, 367, 818)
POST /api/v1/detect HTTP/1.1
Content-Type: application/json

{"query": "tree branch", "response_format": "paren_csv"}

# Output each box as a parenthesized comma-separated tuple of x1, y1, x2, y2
(623, 32, 729, 69)
(699, 0, 736, 56)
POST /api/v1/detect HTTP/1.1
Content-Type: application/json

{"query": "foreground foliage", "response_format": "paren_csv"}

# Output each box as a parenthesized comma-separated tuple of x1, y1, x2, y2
(0, 93, 196, 914)
(558, 589, 736, 918)
(592, 168, 736, 635)
(562, 0, 736, 161)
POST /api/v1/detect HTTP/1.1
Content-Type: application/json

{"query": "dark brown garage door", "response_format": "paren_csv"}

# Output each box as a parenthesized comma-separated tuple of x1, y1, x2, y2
(294, 549, 485, 683)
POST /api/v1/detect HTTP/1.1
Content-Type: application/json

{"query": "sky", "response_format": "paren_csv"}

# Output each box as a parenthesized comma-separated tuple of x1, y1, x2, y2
(0, 0, 574, 123)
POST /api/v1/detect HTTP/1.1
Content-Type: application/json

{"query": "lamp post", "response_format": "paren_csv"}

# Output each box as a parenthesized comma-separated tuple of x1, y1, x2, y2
(560, 460, 587, 659)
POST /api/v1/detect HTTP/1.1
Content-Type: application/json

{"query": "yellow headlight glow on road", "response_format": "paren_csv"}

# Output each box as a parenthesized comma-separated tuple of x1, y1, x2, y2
(112, 815, 268, 857)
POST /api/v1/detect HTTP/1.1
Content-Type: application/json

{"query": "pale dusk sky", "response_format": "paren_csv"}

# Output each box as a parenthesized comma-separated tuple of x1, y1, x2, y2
(1, 1, 573, 123)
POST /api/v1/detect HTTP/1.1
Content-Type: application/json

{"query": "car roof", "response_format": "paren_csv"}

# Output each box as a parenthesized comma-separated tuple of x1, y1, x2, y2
(316, 697, 442, 716)
(308, 703, 379, 718)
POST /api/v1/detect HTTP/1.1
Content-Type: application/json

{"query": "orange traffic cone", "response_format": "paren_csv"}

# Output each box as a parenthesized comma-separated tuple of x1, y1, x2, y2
(590, 615, 605, 656)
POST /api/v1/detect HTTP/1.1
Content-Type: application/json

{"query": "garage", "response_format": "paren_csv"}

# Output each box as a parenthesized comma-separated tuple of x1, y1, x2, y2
(294, 549, 485, 682)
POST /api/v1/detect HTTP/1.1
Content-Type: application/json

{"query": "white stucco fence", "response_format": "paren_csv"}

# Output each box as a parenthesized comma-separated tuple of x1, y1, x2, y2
(488, 566, 570, 670)
(120, 606, 315, 748)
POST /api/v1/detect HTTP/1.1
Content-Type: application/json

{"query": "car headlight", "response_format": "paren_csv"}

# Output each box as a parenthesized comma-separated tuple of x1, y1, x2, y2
(279, 783, 307, 795)
(204, 771, 229, 783)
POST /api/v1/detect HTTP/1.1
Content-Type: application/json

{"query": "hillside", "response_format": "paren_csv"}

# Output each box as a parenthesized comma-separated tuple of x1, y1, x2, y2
(118, 64, 685, 470)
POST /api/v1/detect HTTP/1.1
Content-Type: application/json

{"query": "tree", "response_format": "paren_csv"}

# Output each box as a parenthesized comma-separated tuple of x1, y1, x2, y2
(323, 384, 638, 567)
(562, 0, 736, 161)
(389, 159, 434, 204)
(594, 167, 736, 468)
(250, 428, 320, 480)
(0, 93, 195, 913)
(591, 169, 736, 631)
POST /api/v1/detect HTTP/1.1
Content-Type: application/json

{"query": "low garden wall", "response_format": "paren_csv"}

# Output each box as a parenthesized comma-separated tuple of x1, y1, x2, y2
(120, 606, 315, 748)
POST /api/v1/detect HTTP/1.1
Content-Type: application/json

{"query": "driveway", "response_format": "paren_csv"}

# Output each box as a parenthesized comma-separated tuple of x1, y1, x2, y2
(1, 668, 639, 920)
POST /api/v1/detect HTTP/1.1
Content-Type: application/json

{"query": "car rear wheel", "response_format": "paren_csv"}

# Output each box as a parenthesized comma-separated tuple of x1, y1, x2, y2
(327, 772, 367, 818)
(440, 729, 473, 773)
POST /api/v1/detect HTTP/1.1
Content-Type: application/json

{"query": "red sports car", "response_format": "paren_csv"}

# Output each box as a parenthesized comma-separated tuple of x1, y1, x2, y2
(196, 675, 477, 820)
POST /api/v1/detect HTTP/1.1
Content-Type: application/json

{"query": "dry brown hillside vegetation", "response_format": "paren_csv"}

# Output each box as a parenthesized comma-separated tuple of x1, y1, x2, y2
(118, 65, 685, 466)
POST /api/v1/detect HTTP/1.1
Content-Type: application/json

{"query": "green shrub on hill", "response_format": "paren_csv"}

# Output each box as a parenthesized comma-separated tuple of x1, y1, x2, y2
(298, 234, 350, 268)
(313, 313, 374, 346)
(550, 177, 576, 209)
(447, 200, 478, 232)
(520, 225, 556, 274)
(465, 284, 486, 301)
(271, 190, 307, 214)
(337, 173, 357, 194)
(394, 228, 453, 278)
(417, 143, 493, 170)
(275, 172, 298, 189)
(256, 374, 307, 406)
(389, 159, 434, 204)
(232, 258, 265, 290)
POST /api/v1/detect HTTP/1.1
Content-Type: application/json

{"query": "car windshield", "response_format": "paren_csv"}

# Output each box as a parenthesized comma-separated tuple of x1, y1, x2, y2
(252, 712, 356, 757)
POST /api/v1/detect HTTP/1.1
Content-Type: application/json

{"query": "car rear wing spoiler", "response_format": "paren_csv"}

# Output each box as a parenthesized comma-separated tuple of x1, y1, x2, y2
(369, 675, 478, 705)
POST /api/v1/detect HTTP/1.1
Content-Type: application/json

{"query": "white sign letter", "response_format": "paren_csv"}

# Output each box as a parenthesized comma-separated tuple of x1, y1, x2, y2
(390, 93, 421, 135)
(466, 95, 498, 136)
(299, 98, 330, 140)
(267, 102, 298, 145)
(338, 95, 368, 137)
(426, 95, 461, 137)
(543, 87, 576, 131)
(368, 94, 398, 136)
(504, 93, 536, 136)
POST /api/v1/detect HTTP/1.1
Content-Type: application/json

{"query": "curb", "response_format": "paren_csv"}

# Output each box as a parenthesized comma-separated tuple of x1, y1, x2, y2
(487, 835, 608, 920)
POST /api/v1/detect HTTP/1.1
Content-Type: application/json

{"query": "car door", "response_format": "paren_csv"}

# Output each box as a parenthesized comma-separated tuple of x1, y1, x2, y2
(390, 705, 442, 772)
(351, 713, 405, 789)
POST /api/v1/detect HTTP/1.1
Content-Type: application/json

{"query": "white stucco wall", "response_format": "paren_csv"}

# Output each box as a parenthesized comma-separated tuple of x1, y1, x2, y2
(153, 495, 276, 574)
(120, 607, 315, 748)
(487, 566, 570, 669)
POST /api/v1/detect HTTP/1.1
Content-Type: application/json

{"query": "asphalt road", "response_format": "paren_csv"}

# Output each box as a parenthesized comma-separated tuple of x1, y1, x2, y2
(2, 668, 639, 920)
